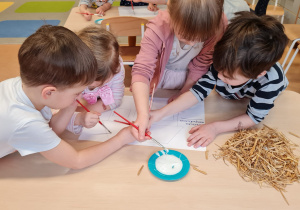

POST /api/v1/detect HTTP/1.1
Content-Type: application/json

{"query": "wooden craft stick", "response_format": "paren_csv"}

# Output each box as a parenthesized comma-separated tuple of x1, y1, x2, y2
(137, 165, 144, 176)
(149, 83, 156, 111)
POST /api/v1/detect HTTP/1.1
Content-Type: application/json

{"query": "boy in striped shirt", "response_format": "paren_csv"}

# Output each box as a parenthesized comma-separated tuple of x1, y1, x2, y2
(149, 11, 289, 148)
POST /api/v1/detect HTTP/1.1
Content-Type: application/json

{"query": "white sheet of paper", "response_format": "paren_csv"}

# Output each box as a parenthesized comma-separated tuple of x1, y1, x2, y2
(79, 96, 206, 151)
(118, 5, 167, 17)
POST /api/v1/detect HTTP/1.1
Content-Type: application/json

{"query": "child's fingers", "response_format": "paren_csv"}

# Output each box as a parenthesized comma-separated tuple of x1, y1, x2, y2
(130, 126, 140, 140)
(136, 123, 148, 140)
(145, 129, 152, 140)
(201, 138, 213, 147)
(138, 129, 146, 140)
(98, 10, 105, 16)
(189, 125, 201, 134)
(187, 129, 201, 141)
(84, 14, 92, 21)
(193, 138, 209, 148)
(187, 133, 204, 147)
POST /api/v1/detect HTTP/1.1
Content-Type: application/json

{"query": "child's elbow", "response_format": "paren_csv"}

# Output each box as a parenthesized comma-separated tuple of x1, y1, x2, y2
(69, 159, 88, 170)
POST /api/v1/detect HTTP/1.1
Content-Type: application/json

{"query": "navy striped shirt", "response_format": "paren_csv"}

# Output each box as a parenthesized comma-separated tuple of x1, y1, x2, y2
(190, 62, 288, 124)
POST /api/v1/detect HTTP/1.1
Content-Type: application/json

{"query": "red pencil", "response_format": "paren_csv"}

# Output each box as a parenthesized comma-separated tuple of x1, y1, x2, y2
(113, 111, 166, 150)
(114, 120, 129, 125)
(76, 99, 111, 133)
(76, 12, 101, 16)
(130, 0, 135, 15)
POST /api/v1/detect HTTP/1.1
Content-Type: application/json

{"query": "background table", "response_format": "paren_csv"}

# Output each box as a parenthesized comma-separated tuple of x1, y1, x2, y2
(64, 6, 158, 33)
(1, 90, 300, 210)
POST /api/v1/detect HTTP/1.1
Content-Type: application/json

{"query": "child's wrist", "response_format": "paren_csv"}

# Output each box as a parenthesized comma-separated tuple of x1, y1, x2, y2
(74, 112, 83, 126)
(137, 111, 149, 120)
(118, 127, 135, 144)
(211, 121, 222, 134)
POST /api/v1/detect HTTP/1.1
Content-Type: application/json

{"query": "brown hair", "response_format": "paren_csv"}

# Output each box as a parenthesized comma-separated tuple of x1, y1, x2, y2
(18, 25, 97, 88)
(213, 11, 288, 79)
(168, 0, 224, 42)
(77, 26, 120, 83)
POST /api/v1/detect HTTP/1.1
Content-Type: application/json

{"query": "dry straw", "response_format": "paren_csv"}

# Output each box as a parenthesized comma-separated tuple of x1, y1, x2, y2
(214, 125, 300, 205)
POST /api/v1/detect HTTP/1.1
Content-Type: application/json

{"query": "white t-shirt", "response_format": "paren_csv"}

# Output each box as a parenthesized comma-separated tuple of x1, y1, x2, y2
(224, 0, 250, 22)
(0, 77, 61, 158)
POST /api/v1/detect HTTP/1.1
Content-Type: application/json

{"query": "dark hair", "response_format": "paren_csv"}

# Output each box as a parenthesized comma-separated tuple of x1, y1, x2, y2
(168, 0, 224, 42)
(77, 26, 120, 83)
(18, 25, 97, 88)
(213, 11, 288, 79)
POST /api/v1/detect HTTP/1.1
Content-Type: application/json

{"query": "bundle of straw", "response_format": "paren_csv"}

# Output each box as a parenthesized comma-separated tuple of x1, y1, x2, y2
(214, 125, 300, 205)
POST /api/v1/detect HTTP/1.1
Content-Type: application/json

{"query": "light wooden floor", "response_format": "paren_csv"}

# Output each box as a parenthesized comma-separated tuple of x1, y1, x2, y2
(1, 44, 300, 93)
(283, 47, 300, 93)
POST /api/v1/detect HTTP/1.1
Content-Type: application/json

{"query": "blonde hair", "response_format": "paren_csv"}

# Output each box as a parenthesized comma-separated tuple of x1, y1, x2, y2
(168, 0, 224, 42)
(77, 26, 120, 83)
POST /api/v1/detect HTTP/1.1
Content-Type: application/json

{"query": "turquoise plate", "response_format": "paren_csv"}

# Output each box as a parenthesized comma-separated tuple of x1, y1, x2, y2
(148, 149, 190, 181)
(95, 18, 104, 24)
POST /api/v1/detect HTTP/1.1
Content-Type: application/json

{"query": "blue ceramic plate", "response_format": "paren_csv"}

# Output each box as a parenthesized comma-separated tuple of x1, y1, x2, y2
(148, 149, 190, 181)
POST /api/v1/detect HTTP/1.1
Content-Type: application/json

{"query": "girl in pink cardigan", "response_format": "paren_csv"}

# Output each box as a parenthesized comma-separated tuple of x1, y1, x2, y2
(131, 0, 228, 141)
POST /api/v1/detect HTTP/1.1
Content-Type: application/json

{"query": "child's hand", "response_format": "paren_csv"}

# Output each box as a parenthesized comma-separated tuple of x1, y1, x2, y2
(149, 109, 163, 126)
(77, 111, 101, 128)
(118, 126, 146, 144)
(83, 11, 93, 21)
(96, 6, 105, 16)
(148, 3, 159, 12)
(131, 115, 151, 141)
(187, 123, 218, 148)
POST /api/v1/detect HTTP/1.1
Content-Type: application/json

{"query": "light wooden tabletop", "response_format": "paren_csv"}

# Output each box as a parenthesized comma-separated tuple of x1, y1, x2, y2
(1, 90, 300, 210)
(64, 6, 158, 32)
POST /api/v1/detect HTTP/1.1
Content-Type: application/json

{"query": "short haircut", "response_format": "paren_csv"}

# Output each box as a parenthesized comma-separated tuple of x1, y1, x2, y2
(213, 11, 288, 79)
(168, 0, 224, 42)
(19, 25, 97, 88)
(77, 26, 120, 83)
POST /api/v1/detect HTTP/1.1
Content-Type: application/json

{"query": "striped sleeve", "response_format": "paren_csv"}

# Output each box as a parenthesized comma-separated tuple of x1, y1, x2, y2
(246, 65, 287, 124)
(190, 65, 217, 101)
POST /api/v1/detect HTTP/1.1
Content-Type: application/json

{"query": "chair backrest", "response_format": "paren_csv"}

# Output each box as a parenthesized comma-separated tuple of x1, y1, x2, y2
(101, 16, 148, 38)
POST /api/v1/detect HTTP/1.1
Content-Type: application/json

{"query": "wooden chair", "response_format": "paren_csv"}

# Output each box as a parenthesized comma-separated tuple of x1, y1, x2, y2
(250, 0, 284, 23)
(101, 16, 148, 65)
(282, 23, 300, 73)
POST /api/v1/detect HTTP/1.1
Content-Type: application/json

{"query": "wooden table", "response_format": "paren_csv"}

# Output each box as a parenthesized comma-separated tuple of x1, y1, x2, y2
(64, 6, 158, 32)
(1, 90, 300, 209)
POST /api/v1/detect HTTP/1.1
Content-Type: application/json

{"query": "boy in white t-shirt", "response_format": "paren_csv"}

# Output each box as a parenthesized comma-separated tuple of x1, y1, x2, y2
(0, 25, 139, 169)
